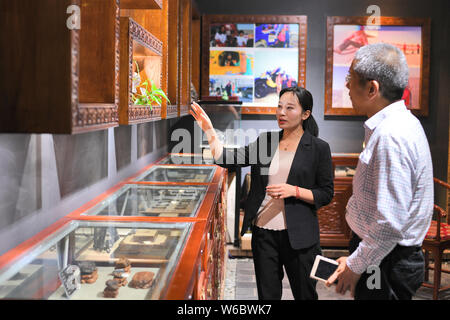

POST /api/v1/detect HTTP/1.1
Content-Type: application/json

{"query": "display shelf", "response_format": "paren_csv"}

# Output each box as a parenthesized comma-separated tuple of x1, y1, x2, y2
(0, 156, 228, 300)
(0, 220, 192, 300)
(132, 165, 217, 183)
(120, 0, 196, 119)
(64, 163, 226, 222)
(165, 205, 226, 300)
(0, 0, 120, 134)
(157, 153, 215, 165)
(76, 184, 208, 219)
(167, 0, 181, 118)
(0, 212, 226, 300)
(190, 2, 201, 98)
(119, 17, 163, 124)
(164, 221, 206, 299)
(121, 0, 174, 119)
(48, 266, 161, 300)
(179, 0, 192, 116)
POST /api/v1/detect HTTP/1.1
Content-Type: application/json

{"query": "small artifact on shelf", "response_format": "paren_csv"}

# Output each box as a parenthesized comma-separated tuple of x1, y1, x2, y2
(129, 271, 155, 289)
(103, 279, 120, 298)
(115, 258, 131, 273)
(346, 168, 356, 176)
(112, 258, 131, 287)
(132, 229, 157, 242)
(113, 273, 128, 287)
(112, 269, 129, 287)
(78, 261, 98, 284)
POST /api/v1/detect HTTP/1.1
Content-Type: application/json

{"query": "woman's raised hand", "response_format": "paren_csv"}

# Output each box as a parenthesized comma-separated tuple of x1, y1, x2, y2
(190, 101, 223, 160)
(190, 101, 214, 133)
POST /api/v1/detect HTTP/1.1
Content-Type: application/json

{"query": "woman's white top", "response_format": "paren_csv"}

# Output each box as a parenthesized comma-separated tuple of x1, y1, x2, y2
(255, 148, 296, 231)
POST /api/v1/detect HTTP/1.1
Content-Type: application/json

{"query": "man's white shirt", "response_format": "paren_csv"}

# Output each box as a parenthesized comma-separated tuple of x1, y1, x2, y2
(345, 100, 434, 274)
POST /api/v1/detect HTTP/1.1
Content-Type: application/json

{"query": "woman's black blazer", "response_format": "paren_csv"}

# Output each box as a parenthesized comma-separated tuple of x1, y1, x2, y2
(215, 130, 334, 250)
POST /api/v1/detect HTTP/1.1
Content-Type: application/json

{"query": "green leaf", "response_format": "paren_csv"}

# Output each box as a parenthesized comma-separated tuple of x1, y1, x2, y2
(153, 95, 162, 105)
(131, 76, 170, 106)
(156, 90, 170, 103)
(151, 81, 157, 92)
(152, 89, 164, 95)
(134, 60, 140, 74)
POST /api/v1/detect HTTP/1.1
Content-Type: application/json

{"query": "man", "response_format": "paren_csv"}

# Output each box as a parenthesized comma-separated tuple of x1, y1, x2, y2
(326, 43, 434, 300)
(236, 30, 248, 47)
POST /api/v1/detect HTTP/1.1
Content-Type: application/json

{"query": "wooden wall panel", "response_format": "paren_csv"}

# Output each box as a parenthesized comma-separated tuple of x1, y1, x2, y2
(166, 0, 181, 117)
(191, 19, 201, 96)
(79, 0, 117, 104)
(0, 0, 73, 133)
(179, 0, 191, 116)
(0, 0, 120, 134)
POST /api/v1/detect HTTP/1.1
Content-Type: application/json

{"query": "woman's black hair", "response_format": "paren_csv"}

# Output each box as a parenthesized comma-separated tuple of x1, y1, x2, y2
(279, 86, 319, 137)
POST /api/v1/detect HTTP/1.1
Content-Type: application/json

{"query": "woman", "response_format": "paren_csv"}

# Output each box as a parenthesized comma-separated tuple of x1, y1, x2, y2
(214, 25, 227, 47)
(190, 86, 334, 300)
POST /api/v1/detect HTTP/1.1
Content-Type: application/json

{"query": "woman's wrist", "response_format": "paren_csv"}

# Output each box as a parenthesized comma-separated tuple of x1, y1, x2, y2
(295, 186, 301, 199)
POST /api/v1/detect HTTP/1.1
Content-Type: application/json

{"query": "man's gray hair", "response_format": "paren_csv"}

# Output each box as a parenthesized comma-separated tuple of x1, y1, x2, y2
(353, 42, 409, 102)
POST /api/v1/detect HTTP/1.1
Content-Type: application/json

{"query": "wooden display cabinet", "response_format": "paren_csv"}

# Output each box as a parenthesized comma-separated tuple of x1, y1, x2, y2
(0, 219, 200, 300)
(0, 158, 228, 300)
(178, 0, 192, 116)
(120, 0, 179, 119)
(119, 17, 163, 124)
(0, 0, 120, 134)
(65, 158, 228, 299)
(120, 0, 163, 10)
(119, 0, 197, 119)
(166, 0, 198, 118)
(190, 2, 201, 102)
(317, 154, 359, 247)
(166, 0, 182, 118)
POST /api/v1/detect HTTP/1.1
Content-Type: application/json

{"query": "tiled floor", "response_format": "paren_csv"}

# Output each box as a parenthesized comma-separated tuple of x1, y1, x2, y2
(224, 253, 450, 300)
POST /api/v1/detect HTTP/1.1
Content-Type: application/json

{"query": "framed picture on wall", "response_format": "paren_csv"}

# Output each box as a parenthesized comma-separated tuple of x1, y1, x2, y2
(325, 16, 431, 116)
(201, 15, 307, 114)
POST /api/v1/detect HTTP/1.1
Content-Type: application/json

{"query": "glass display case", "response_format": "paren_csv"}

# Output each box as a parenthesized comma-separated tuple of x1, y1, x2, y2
(80, 184, 207, 218)
(158, 153, 215, 165)
(133, 165, 216, 183)
(0, 221, 192, 300)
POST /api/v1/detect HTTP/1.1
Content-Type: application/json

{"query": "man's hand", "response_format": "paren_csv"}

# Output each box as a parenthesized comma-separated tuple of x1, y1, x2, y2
(325, 256, 361, 297)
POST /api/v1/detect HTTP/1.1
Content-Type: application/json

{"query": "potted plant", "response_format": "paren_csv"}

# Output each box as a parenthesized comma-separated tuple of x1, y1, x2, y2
(131, 60, 170, 109)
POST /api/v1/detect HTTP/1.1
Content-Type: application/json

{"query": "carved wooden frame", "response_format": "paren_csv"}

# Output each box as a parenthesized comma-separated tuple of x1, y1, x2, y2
(71, 0, 120, 133)
(325, 16, 431, 117)
(119, 17, 163, 124)
(120, 0, 163, 10)
(201, 15, 307, 115)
